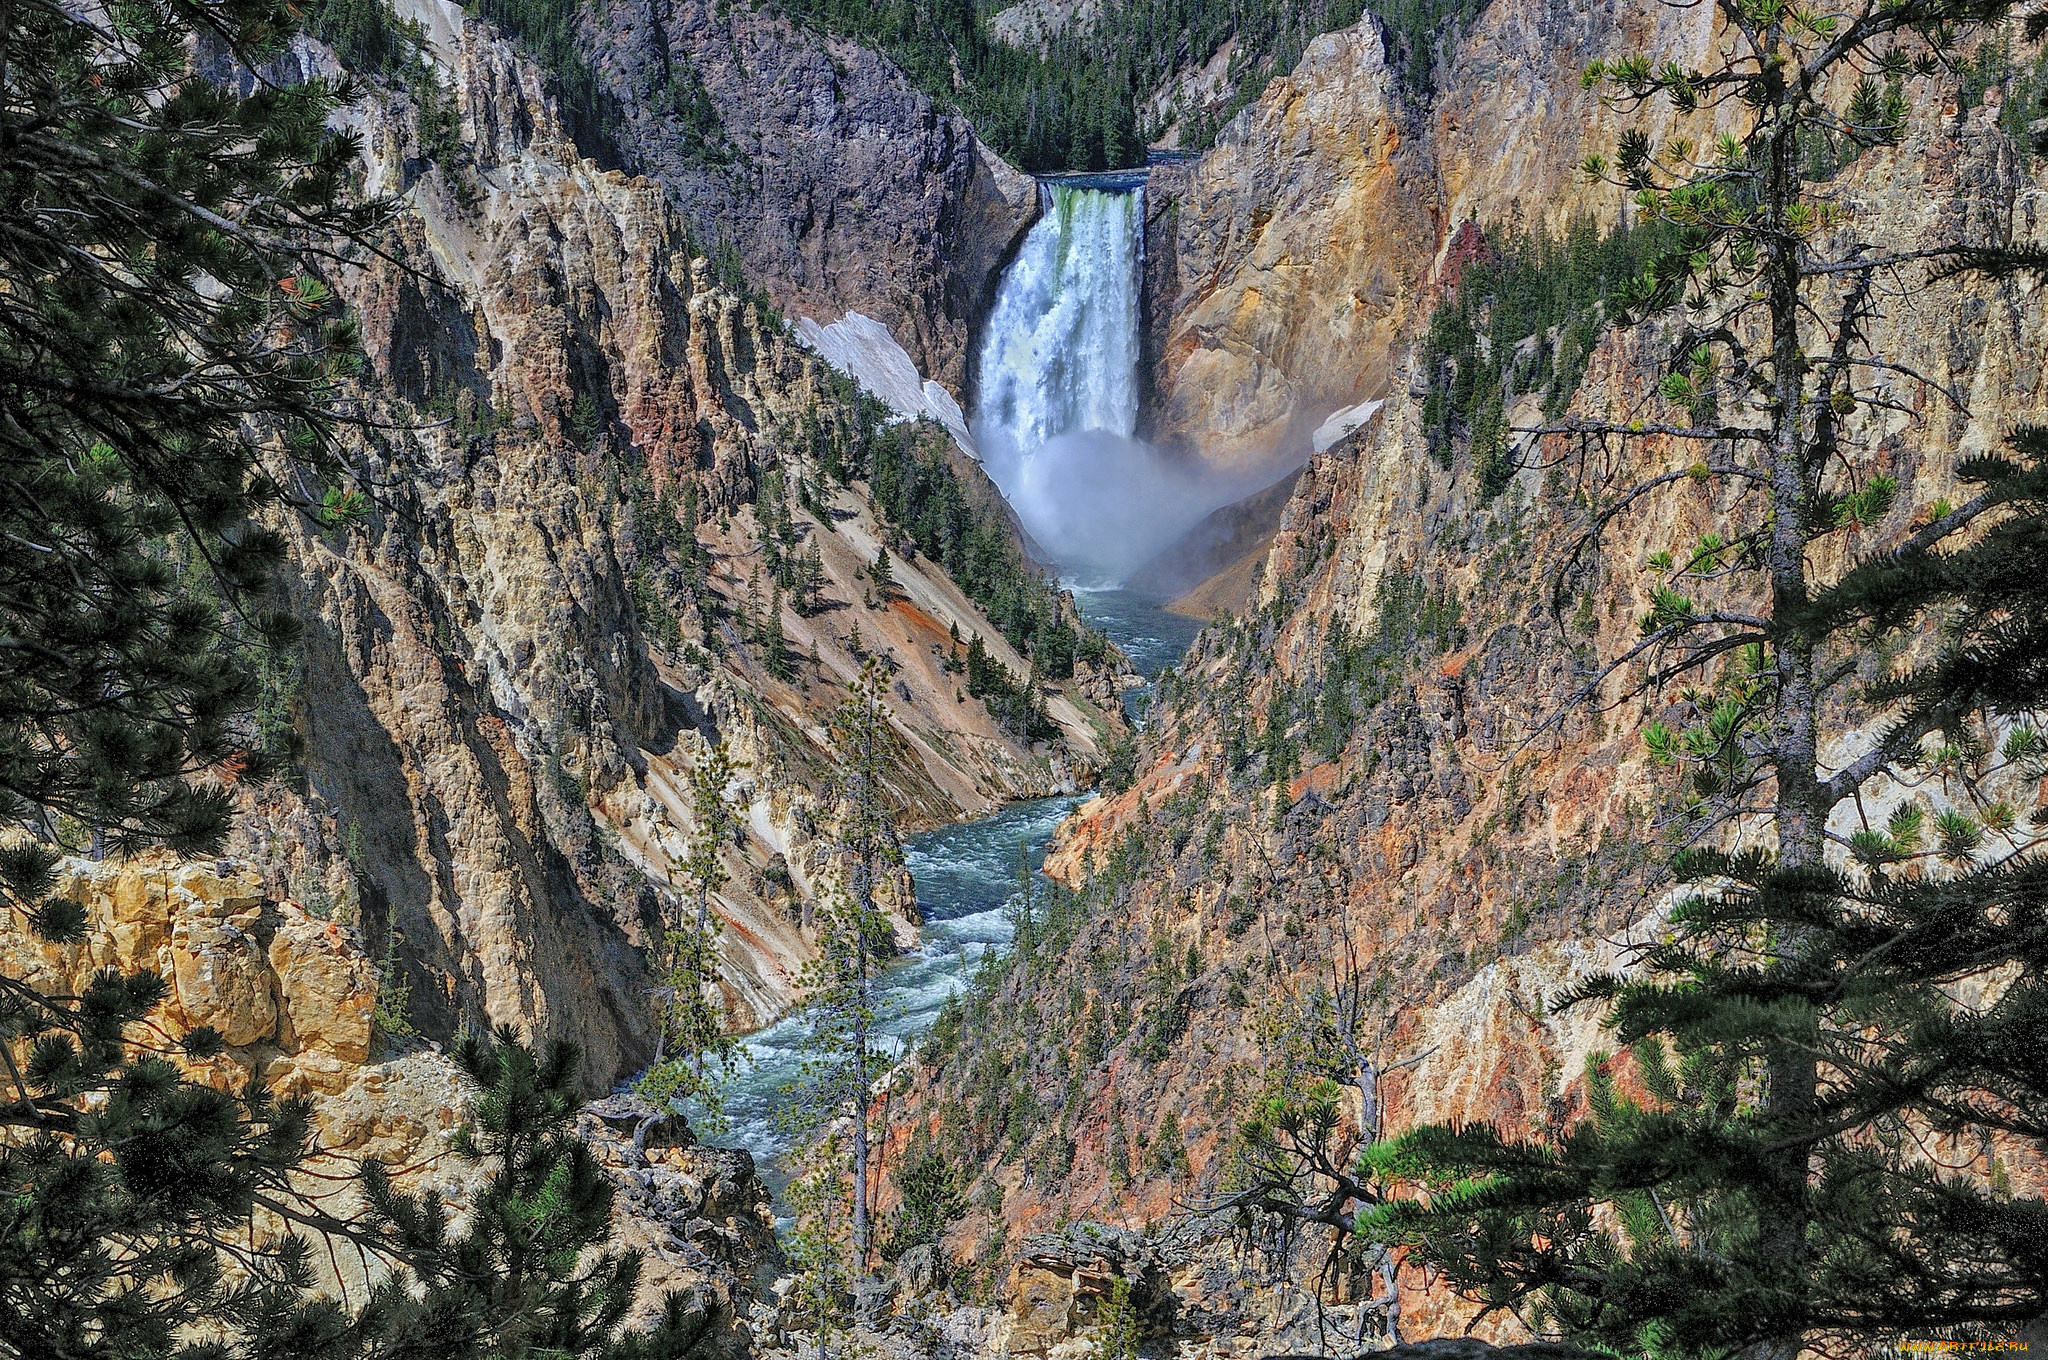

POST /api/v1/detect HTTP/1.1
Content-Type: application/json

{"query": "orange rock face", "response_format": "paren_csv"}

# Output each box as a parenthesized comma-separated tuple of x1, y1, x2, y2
(887, 1, 2048, 1346)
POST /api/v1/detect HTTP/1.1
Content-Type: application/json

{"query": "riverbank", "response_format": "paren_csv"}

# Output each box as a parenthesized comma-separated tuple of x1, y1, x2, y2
(710, 586, 1200, 1195)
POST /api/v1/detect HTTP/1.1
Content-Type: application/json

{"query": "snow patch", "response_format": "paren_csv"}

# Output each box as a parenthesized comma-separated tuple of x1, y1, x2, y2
(795, 312, 977, 456)
(1311, 398, 1385, 453)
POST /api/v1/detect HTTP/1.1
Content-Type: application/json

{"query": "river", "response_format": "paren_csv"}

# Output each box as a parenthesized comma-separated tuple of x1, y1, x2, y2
(717, 165, 1205, 1195)
(712, 586, 1196, 1195)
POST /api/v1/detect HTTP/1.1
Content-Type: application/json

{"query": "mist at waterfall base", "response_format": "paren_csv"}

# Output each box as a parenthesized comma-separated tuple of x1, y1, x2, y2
(978, 428, 1281, 581)
(974, 183, 1285, 582)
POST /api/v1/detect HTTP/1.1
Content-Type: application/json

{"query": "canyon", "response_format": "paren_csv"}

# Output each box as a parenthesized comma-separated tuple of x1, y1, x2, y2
(246, 0, 1133, 1080)
(13, 0, 2047, 1352)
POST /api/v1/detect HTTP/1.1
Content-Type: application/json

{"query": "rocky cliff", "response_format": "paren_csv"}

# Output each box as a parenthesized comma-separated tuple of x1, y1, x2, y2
(884, 0, 2048, 1348)
(0, 854, 781, 1341)
(1141, 0, 1721, 471)
(1142, 27, 1437, 473)
(580, 0, 1040, 390)
(222, 0, 1125, 1095)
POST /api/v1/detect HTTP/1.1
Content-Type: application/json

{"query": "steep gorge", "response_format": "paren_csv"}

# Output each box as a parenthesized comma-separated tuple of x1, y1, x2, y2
(213, 0, 1131, 1095)
(3, 1, 1143, 1342)
(13, 0, 2048, 1348)
(879, 0, 2048, 1349)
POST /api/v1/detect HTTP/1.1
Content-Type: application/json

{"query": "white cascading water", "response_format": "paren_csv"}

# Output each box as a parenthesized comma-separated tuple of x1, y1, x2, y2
(974, 184, 1273, 580)
(975, 186, 1145, 452)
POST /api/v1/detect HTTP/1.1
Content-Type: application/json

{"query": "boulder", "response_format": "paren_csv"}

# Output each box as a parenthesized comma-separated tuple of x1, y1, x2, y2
(168, 901, 277, 1047)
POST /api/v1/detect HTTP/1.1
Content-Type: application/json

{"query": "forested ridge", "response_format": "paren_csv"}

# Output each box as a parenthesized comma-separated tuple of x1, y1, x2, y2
(332, 0, 1490, 171)
(761, 0, 1488, 169)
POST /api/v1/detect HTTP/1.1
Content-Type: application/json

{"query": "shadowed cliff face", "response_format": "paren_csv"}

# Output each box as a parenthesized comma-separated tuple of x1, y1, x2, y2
(220, 6, 1126, 1094)
(582, 0, 1039, 391)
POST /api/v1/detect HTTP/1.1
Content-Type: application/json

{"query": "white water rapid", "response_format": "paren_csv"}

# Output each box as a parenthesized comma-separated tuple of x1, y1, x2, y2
(973, 183, 1266, 581)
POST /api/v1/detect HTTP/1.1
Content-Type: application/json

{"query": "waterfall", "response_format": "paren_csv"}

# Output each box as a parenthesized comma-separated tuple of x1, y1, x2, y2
(975, 186, 1145, 456)
(973, 183, 1273, 583)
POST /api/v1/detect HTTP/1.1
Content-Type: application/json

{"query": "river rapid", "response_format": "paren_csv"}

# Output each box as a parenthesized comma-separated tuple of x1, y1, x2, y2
(714, 587, 1195, 1194)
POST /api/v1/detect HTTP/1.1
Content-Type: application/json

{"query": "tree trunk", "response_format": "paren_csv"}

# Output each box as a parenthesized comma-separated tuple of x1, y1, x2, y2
(851, 989, 871, 1272)
(692, 883, 710, 1086)
(1755, 102, 1821, 1358)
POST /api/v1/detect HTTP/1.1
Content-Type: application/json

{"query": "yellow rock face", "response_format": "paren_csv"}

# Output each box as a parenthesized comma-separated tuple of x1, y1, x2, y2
(267, 903, 377, 1063)
(2, 854, 376, 1078)
(1149, 24, 1435, 471)
(169, 902, 279, 1047)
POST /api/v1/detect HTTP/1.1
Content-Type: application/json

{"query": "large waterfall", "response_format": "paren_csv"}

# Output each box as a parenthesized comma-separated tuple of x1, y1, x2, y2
(976, 186, 1145, 453)
(973, 184, 1271, 582)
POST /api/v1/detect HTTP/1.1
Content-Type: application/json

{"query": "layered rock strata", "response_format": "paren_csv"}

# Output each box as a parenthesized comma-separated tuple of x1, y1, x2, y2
(234, 0, 1124, 1094)
(1142, 0, 1730, 472)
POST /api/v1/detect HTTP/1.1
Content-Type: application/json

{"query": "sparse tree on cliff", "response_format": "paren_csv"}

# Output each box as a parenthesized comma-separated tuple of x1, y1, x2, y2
(357, 1026, 729, 1360)
(0, 0, 389, 1347)
(780, 1142, 856, 1358)
(639, 741, 746, 1125)
(1365, 3, 2048, 1353)
(1204, 857, 1422, 1348)
(777, 658, 903, 1286)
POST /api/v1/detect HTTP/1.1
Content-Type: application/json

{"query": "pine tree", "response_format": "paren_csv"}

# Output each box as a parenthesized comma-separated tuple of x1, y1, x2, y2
(1093, 1275, 1139, 1360)
(763, 585, 792, 681)
(778, 658, 904, 1287)
(638, 741, 746, 1124)
(1363, 5, 2048, 1354)
(780, 1143, 854, 1358)
(357, 1027, 728, 1360)
(965, 634, 989, 697)
(1008, 837, 1037, 954)
(679, 480, 706, 597)
(0, 987, 361, 1358)
(877, 1143, 966, 1264)
(1, 0, 380, 887)
(1, 0, 386, 1348)
(796, 541, 826, 617)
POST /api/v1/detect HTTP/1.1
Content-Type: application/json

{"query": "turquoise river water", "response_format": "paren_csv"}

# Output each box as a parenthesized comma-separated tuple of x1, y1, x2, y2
(709, 586, 1198, 1194)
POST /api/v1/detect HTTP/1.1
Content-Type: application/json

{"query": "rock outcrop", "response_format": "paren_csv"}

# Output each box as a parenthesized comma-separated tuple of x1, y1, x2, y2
(583, 0, 1040, 390)
(1142, 25, 1437, 472)
(1142, 0, 1725, 471)
(0, 855, 781, 1339)
(1, 857, 381, 1097)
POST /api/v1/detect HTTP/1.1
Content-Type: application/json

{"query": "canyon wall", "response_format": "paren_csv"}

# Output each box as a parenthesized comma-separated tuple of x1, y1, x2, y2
(889, 1, 2048, 1349)
(0, 855, 781, 1342)
(1142, 0, 1720, 472)
(213, 0, 1127, 1093)
(583, 0, 1040, 390)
